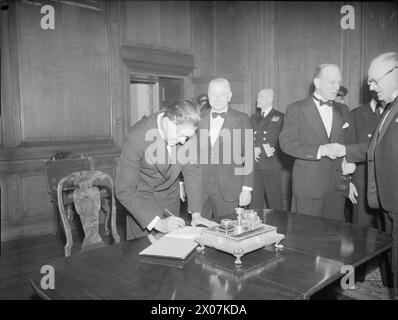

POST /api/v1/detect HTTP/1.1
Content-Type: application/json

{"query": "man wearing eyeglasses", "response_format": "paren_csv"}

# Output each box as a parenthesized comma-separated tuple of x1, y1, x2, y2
(343, 52, 398, 295)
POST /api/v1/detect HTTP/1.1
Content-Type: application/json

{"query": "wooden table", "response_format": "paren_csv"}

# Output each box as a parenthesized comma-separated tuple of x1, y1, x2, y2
(31, 210, 392, 300)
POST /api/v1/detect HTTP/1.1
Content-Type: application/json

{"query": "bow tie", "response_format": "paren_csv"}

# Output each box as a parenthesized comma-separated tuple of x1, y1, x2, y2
(212, 111, 226, 119)
(313, 95, 333, 107)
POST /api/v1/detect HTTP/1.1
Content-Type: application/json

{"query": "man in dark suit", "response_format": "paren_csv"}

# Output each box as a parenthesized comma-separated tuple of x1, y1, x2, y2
(199, 78, 254, 218)
(347, 91, 384, 226)
(115, 100, 216, 239)
(249, 88, 284, 210)
(279, 64, 354, 221)
(343, 52, 398, 294)
(346, 92, 386, 283)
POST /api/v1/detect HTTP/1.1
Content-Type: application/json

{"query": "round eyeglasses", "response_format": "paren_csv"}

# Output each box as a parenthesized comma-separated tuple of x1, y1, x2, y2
(367, 66, 398, 87)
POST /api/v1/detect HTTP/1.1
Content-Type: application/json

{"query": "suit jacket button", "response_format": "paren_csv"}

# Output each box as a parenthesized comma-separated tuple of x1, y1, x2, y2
(254, 131, 257, 134)
(263, 131, 267, 134)
(368, 134, 372, 138)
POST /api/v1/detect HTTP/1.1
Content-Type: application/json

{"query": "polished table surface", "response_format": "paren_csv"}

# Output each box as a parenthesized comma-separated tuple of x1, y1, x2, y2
(31, 210, 392, 300)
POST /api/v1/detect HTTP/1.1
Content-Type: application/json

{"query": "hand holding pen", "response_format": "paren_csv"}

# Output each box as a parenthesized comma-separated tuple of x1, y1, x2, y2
(153, 208, 186, 233)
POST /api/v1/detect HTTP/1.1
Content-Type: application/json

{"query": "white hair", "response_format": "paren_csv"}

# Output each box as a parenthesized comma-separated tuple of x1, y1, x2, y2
(208, 78, 231, 92)
(372, 52, 398, 66)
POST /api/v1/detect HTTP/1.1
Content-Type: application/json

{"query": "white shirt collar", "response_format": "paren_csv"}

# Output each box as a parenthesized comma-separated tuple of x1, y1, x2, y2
(313, 93, 328, 109)
(313, 92, 327, 102)
(370, 98, 377, 113)
(261, 107, 273, 118)
(157, 112, 166, 141)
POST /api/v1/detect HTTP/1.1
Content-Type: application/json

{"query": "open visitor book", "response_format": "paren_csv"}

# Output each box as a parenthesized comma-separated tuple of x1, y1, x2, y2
(139, 227, 204, 260)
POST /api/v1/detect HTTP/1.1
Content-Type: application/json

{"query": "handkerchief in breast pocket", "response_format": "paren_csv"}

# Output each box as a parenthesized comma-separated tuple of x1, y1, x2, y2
(342, 122, 349, 129)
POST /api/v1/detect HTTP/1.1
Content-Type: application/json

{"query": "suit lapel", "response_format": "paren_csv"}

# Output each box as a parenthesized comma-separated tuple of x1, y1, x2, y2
(262, 109, 276, 127)
(376, 98, 398, 144)
(330, 103, 343, 142)
(361, 103, 374, 123)
(169, 145, 182, 181)
(366, 99, 398, 209)
(253, 112, 268, 130)
(252, 113, 261, 127)
(368, 98, 398, 163)
(302, 97, 329, 143)
(144, 113, 173, 180)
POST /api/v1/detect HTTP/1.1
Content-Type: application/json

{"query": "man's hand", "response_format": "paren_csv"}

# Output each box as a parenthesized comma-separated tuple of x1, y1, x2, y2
(348, 182, 358, 204)
(239, 189, 252, 206)
(153, 216, 185, 233)
(179, 182, 186, 202)
(254, 147, 262, 163)
(329, 143, 346, 157)
(319, 144, 338, 159)
(319, 144, 347, 159)
(342, 157, 356, 175)
(191, 212, 218, 227)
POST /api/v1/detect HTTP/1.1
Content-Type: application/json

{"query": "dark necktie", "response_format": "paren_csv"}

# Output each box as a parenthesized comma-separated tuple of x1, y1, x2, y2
(377, 101, 394, 135)
(375, 103, 383, 118)
(262, 110, 270, 118)
(212, 111, 226, 119)
(313, 95, 333, 107)
(384, 101, 394, 112)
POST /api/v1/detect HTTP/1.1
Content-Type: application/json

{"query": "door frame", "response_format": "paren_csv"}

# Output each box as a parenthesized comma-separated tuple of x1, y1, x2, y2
(120, 45, 195, 138)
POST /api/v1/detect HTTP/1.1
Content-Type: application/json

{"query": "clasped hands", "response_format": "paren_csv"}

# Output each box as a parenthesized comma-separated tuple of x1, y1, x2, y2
(318, 143, 346, 159)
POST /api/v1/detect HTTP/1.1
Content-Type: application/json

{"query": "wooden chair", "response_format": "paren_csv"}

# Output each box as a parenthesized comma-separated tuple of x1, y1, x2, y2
(44, 152, 113, 239)
(44, 152, 93, 237)
(57, 170, 120, 257)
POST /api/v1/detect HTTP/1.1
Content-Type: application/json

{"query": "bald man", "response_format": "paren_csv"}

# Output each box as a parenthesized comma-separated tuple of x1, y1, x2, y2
(249, 89, 284, 211)
(199, 78, 254, 218)
(279, 64, 353, 221)
(344, 52, 398, 292)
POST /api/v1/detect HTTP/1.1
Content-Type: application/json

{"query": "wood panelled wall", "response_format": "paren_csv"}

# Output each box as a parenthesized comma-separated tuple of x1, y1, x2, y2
(0, 0, 199, 241)
(192, 1, 398, 112)
(1, 1, 397, 241)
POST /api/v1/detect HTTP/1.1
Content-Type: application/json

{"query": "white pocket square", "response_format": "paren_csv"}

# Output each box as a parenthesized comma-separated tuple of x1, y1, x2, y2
(396, 118, 398, 123)
(342, 122, 349, 129)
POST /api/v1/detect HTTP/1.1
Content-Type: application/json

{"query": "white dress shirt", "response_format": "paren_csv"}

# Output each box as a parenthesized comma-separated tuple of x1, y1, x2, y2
(157, 112, 171, 156)
(314, 93, 333, 137)
(210, 106, 228, 146)
(314, 93, 333, 159)
(261, 107, 273, 118)
(209, 107, 252, 192)
(369, 98, 380, 114)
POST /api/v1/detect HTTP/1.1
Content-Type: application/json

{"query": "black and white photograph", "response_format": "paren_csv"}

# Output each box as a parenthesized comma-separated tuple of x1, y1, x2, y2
(0, 0, 398, 305)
